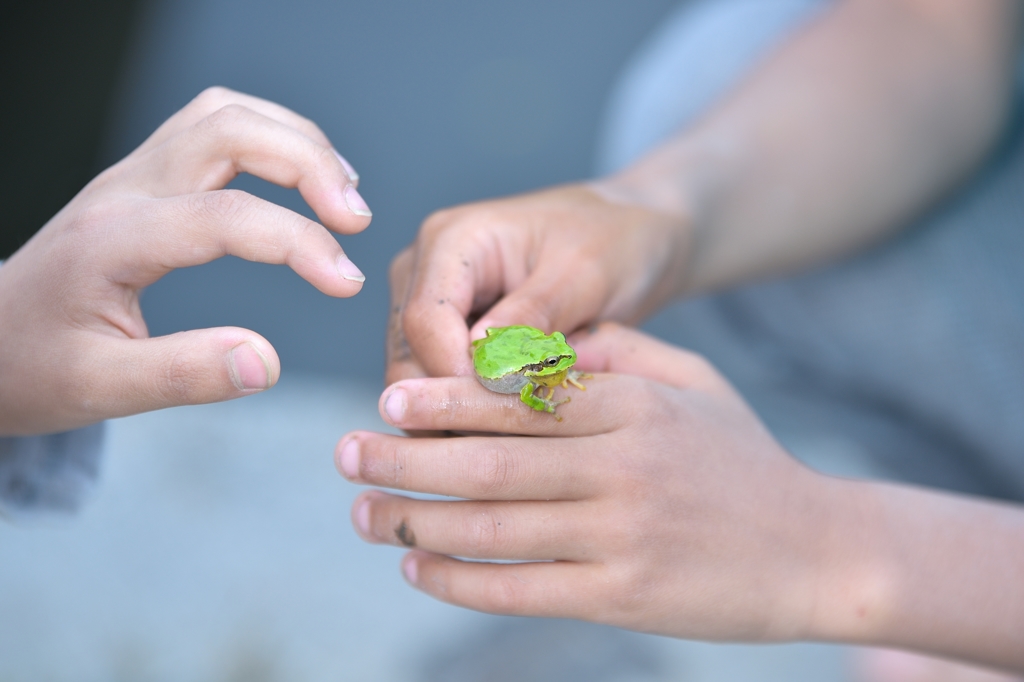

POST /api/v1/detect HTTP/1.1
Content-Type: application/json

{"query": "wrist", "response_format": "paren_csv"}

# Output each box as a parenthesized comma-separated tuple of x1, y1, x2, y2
(800, 476, 904, 645)
(585, 169, 698, 305)
(588, 132, 739, 297)
(805, 479, 1024, 669)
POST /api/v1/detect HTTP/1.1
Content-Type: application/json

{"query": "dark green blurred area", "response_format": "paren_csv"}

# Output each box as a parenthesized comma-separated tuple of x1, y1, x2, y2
(1, 0, 139, 259)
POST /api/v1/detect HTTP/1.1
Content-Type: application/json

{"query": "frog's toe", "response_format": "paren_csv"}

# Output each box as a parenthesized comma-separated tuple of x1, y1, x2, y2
(566, 372, 591, 391)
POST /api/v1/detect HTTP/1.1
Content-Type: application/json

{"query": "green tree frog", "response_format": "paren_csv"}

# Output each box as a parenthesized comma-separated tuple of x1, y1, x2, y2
(471, 325, 588, 419)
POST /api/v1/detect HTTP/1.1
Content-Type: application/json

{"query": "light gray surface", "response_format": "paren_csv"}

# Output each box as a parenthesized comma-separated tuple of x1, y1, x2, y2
(0, 375, 851, 681)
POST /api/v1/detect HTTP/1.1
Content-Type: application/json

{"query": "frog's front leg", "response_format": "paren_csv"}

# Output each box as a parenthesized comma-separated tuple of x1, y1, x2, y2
(562, 369, 592, 391)
(519, 382, 568, 419)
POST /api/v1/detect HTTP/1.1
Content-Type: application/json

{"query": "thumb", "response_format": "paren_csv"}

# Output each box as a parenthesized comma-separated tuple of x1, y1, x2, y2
(469, 261, 609, 341)
(568, 322, 725, 393)
(91, 327, 280, 418)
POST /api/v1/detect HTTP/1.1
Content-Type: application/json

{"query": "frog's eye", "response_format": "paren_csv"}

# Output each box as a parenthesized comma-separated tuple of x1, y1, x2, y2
(543, 356, 560, 367)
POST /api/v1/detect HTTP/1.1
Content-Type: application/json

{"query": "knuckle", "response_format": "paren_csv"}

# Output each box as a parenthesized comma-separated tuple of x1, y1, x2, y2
(190, 86, 235, 114)
(64, 198, 114, 237)
(191, 189, 255, 223)
(201, 103, 251, 136)
(162, 348, 203, 404)
(476, 442, 520, 497)
(419, 208, 457, 238)
(365, 440, 408, 487)
(464, 509, 507, 556)
(604, 565, 654, 619)
(480, 573, 526, 614)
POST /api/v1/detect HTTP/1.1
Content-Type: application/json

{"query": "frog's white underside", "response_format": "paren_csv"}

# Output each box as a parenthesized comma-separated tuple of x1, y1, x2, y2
(476, 373, 530, 394)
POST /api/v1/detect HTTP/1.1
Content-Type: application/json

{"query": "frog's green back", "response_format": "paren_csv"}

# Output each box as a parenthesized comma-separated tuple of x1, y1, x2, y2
(472, 325, 574, 379)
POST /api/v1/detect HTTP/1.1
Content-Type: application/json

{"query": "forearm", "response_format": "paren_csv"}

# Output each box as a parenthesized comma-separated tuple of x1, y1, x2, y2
(597, 0, 1021, 294)
(811, 475, 1024, 671)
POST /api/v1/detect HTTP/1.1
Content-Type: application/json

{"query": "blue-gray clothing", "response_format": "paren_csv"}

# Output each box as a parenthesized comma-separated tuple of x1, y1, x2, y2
(599, 0, 1024, 500)
(0, 258, 105, 517)
(0, 424, 105, 518)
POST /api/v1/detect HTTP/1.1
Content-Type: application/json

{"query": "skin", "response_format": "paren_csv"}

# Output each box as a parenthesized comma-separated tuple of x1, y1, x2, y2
(374, 0, 1024, 674)
(471, 325, 581, 416)
(386, 0, 1021, 384)
(342, 324, 1024, 673)
(0, 87, 371, 436)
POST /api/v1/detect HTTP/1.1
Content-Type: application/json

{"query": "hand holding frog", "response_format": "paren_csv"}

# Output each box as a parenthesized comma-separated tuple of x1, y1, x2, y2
(386, 185, 690, 383)
(345, 323, 829, 640)
(0, 87, 371, 435)
(341, 323, 1024, 669)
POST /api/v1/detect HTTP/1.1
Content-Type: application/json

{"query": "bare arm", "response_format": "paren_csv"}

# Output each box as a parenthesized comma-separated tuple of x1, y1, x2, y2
(815, 476, 1024, 670)
(389, 0, 1022, 382)
(598, 0, 1022, 293)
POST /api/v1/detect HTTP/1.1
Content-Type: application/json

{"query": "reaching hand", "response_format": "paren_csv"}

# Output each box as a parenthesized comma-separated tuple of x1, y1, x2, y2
(0, 87, 372, 435)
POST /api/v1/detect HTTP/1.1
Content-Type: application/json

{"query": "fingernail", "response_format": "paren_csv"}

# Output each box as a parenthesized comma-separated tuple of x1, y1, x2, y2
(402, 554, 419, 585)
(338, 437, 361, 479)
(345, 185, 372, 217)
(383, 388, 407, 424)
(337, 254, 365, 282)
(332, 149, 359, 183)
(228, 342, 271, 390)
(355, 497, 371, 537)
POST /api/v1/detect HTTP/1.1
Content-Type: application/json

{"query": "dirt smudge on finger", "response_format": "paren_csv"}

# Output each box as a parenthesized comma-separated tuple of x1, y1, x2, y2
(395, 520, 416, 547)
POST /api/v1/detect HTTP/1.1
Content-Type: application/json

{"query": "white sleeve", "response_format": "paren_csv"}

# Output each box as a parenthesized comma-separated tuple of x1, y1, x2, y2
(0, 258, 106, 518)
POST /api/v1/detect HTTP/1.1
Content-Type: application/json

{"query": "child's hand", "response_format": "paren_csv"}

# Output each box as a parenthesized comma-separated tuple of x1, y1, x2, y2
(385, 185, 690, 384)
(0, 87, 372, 435)
(341, 323, 830, 641)
(341, 324, 1024, 668)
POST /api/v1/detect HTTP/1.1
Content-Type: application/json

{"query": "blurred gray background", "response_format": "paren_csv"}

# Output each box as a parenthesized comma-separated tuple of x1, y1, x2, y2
(97, 0, 684, 384)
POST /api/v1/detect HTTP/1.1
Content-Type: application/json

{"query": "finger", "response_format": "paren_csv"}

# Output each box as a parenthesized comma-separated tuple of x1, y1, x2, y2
(400, 207, 504, 378)
(336, 431, 599, 500)
(138, 105, 370, 234)
(106, 192, 363, 296)
(401, 550, 600, 620)
(375, 375, 649, 436)
(569, 322, 728, 394)
(352, 491, 594, 561)
(386, 248, 428, 384)
(71, 326, 280, 418)
(469, 251, 612, 343)
(465, 185, 671, 340)
(134, 87, 357, 183)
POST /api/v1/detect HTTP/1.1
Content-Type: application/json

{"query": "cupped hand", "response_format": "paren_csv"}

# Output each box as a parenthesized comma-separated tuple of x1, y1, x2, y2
(386, 185, 690, 384)
(0, 87, 372, 435)
(340, 323, 835, 641)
